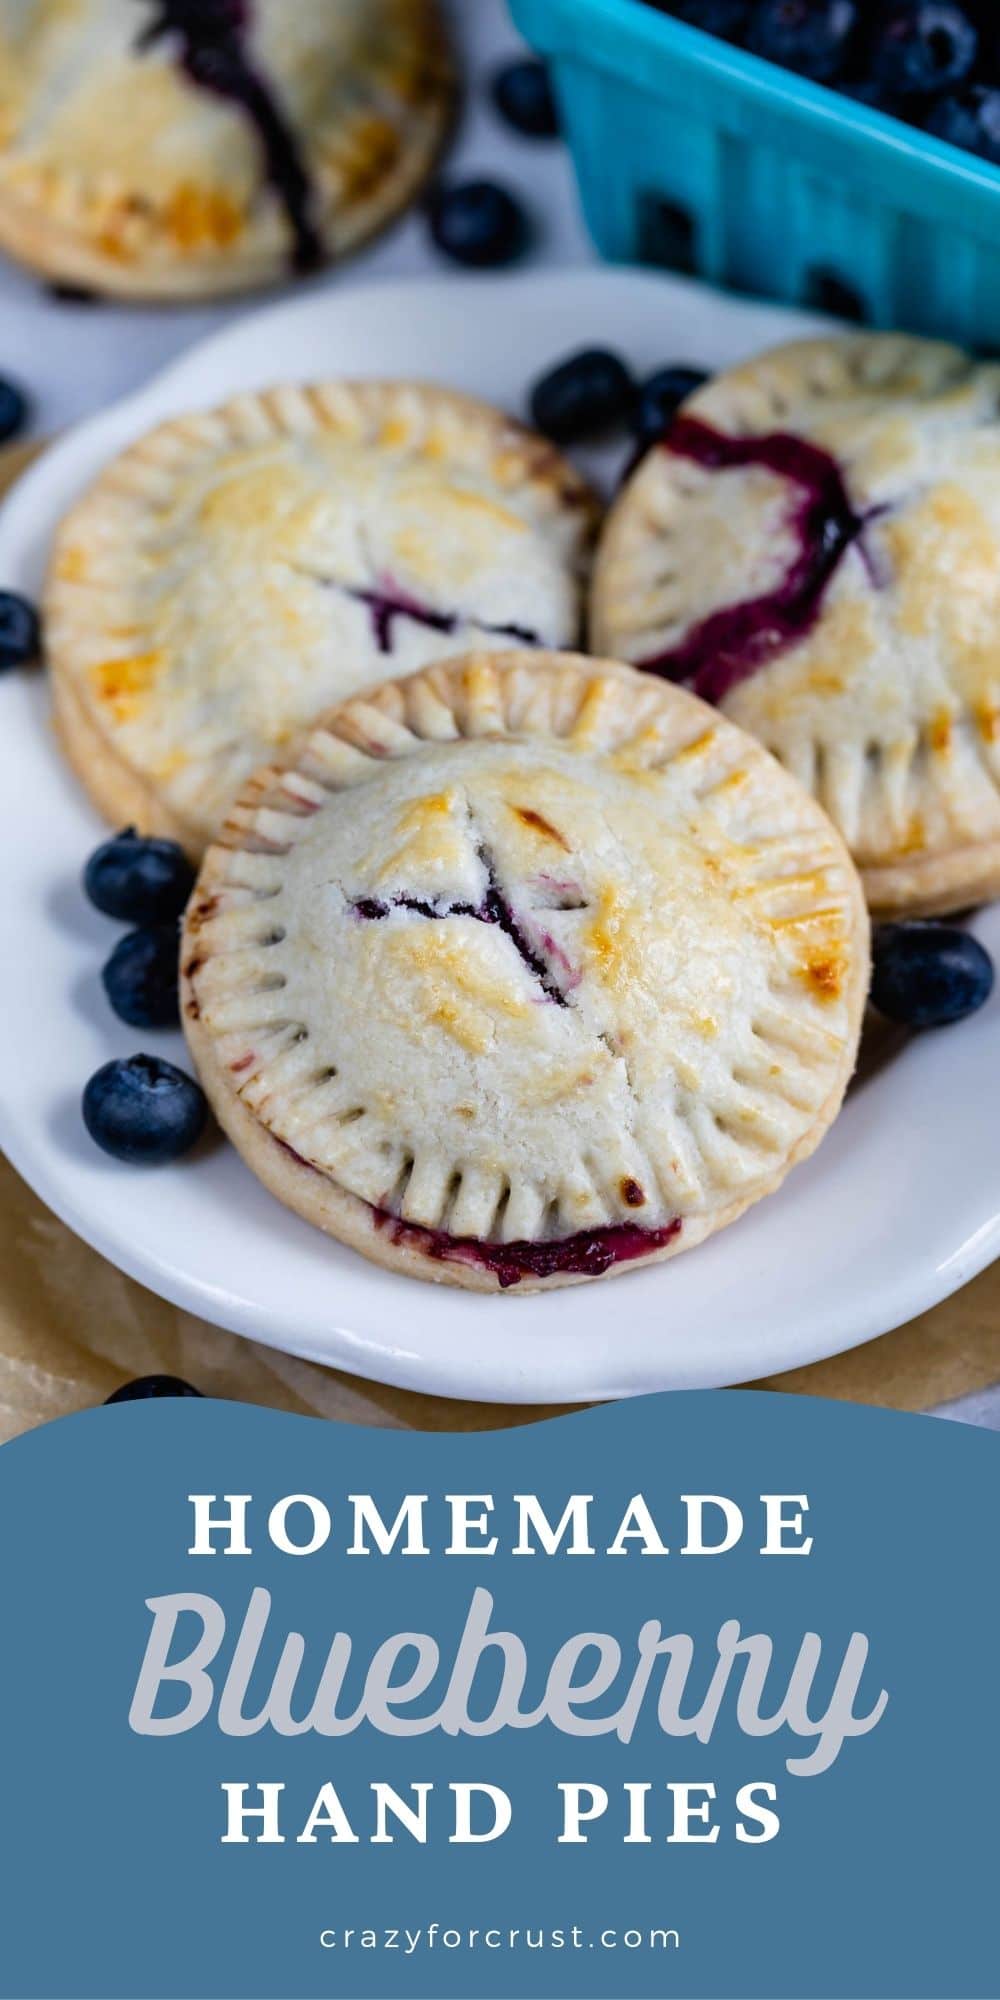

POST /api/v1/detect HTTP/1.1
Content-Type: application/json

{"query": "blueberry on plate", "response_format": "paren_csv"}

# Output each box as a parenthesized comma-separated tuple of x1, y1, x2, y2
(634, 365, 709, 449)
(82, 1053, 207, 1163)
(0, 590, 41, 670)
(747, 0, 860, 82)
(101, 924, 180, 1029)
(426, 179, 530, 268)
(666, 0, 752, 38)
(0, 375, 29, 444)
(530, 348, 636, 444)
(925, 84, 1000, 163)
(83, 826, 196, 925)
(491, 58, 559, 137)
(869, 2, 978, 100)
(870, 923, 994, 1028)
(105, 1375, 203, 1403)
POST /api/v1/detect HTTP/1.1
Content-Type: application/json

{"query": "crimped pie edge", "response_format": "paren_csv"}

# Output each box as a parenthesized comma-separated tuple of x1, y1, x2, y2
(591, 332, 1000, 918)
(180, 650, 870, 1293)
(44, 378, 601, 852)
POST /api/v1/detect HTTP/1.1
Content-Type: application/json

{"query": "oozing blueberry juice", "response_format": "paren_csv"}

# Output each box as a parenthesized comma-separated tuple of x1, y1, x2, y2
(637, 414, 872, 701)
(374, 1210, 683, 1286)
(137, 0, 323, 269)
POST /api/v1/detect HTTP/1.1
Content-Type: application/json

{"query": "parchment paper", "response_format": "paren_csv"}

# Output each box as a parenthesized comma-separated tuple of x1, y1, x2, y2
(3, 1148, 999, 1442)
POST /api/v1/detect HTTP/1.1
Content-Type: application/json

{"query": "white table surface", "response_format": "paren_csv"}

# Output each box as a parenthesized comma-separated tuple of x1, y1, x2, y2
(0, 0, 995, 1426)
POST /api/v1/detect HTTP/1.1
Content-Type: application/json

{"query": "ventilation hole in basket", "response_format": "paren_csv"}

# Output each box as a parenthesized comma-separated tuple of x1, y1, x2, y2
(805, 268, 867, 325)
(639, 196, 698, 277)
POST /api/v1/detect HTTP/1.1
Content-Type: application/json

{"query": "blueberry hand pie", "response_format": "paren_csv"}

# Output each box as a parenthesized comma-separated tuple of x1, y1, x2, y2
(46, 381, 598, 852)
(0, 0, 451, 299)
(592, 333, 1000, 916)
(181, 650, 868, 1292)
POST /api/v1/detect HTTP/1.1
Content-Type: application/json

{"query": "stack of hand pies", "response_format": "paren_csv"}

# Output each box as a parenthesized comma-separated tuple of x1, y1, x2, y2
(45, 328, 1000, 1289)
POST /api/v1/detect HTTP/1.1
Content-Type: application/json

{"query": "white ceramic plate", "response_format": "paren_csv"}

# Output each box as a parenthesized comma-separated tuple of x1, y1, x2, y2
(1, 267, 997, 1404)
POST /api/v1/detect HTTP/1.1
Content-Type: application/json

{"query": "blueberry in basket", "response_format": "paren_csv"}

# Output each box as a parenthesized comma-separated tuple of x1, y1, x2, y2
(101, 924, 180, 1029)
(662, 0, 752, 35)
(84, 827, 195, 925)
(530, 349, 636, 443)
(870, 923, 994, 1028)
(926, 83, 1000, 162)
(642, 0, 1000, 175)
(747, 0, 861, 82)
(868, 2, 978, 99)
(82, 1053, 207, 1163)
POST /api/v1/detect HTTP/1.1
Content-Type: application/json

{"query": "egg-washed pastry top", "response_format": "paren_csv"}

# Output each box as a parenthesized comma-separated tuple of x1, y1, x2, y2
(592, 333, 1000, 917)
(46, 381, 599, 852)
(0, 0, 451, 298)
(181, 651, 868, 1293)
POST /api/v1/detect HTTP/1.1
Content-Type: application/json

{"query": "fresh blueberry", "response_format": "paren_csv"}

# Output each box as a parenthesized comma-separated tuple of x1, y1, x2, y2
(530, 348, 635, 443)
(0, 376, 29, 444)
(870, 923, 994, 1028)
(426, 180, 530, 268)
(82, 1053, 207, 1163)
(105, 1374, 203, 1403)
(634, 365, 709, 448)
(491, 58, 559, 137)
(0, 590, 40, 670)
(925, 84, 1000, 162)
(869, 2, 978, 99)
(748, 0, 860, 81)
(666, 0, 752, 38)
(101, 924, 180, 1029)
(83, 827, 196, 925)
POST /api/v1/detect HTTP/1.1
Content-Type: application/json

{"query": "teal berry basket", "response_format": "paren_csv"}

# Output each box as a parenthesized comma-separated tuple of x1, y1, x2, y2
(509, 0, 1000, 352)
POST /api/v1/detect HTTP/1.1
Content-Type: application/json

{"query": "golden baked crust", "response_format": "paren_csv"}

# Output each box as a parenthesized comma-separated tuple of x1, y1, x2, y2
(45, 380, 599, 852)
(181, 650, 869, 1292)
(0, 0, 452, 299)
(592, 333, 1000, 917)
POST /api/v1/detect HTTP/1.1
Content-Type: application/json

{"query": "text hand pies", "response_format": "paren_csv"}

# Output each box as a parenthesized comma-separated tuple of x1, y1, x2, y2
(592, 333, 1000, 917)
(0, 0, 451, 299)
(45, 381, 598, 853)
(180, 652, 869, 1293)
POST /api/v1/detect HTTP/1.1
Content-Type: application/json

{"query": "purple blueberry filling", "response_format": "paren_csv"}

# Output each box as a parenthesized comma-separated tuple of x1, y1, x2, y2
(345, 583, 541, 655)
(352, 851, 680, 1282)
(373, 1209, 682, 1286)
(137, 0, 323, 272)
(638, 415, 875, 703)
(351, 863, 570, 1007)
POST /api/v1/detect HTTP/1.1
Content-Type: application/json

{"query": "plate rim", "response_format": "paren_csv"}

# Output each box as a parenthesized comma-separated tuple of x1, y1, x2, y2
(1, 264, 997, 1405)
